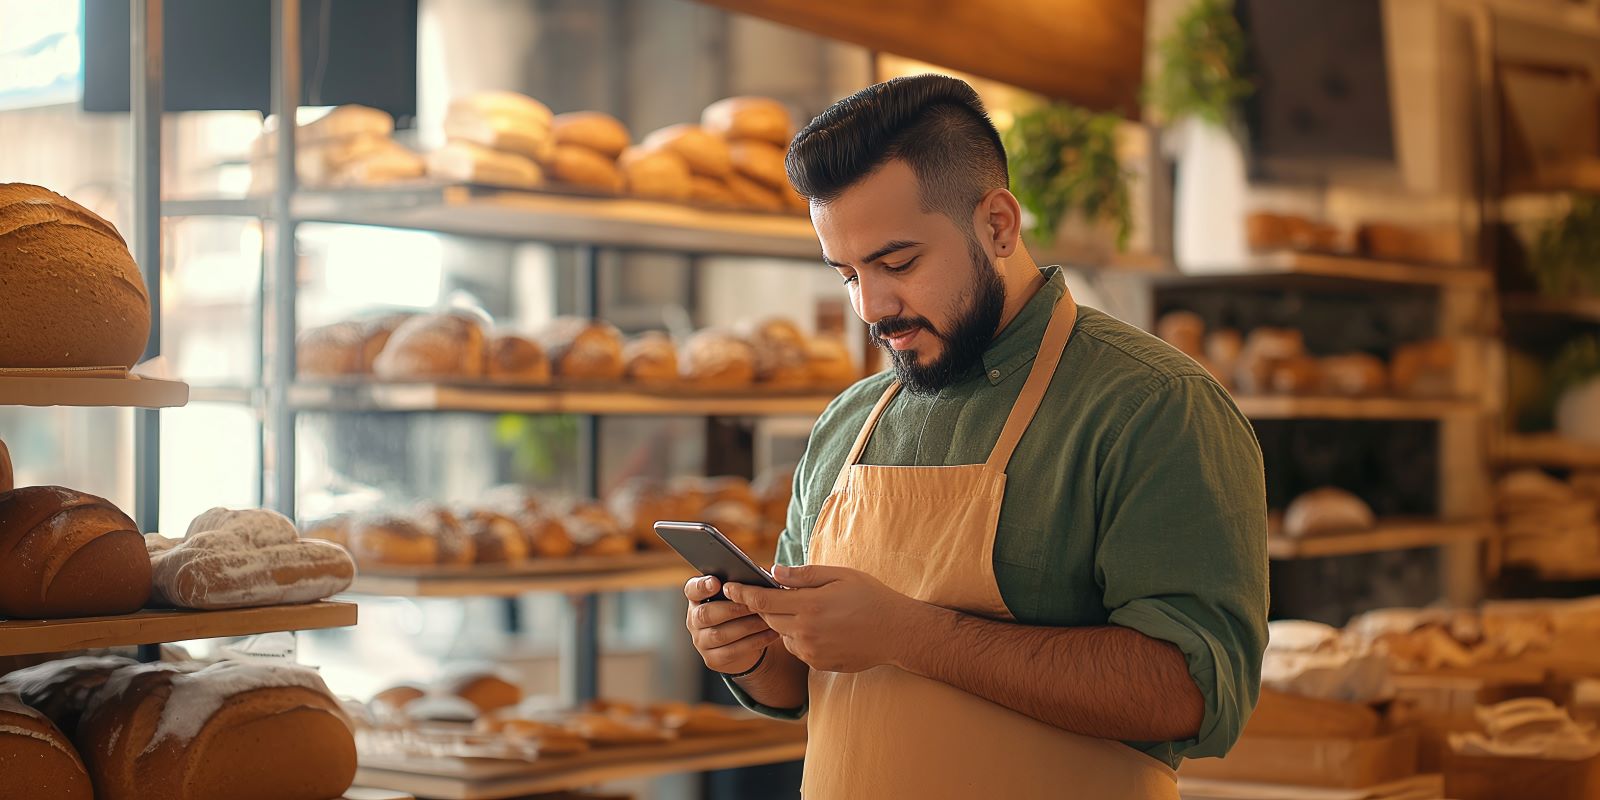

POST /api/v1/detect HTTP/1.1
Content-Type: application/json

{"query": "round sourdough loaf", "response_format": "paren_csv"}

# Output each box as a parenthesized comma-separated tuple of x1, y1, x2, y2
(0, 692, 92, 798)
(0, 486, 152, 618)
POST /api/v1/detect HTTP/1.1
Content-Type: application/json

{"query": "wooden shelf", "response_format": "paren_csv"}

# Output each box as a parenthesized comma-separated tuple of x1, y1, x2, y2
(1163, 252, 1492, 291)
(1501, 294, 1600, 324)
(0, 374, 189, 409)
(187, 385, 262, 405)
(1494, 434, 1600, 469)
(1233, 395, 1481, 421)
(0, 601, 358, 657)
(349, 553, 695, 598)
(1266, 519, 1491, 560)
(355, 726, 806, 800)
(288, 382, 837, 417)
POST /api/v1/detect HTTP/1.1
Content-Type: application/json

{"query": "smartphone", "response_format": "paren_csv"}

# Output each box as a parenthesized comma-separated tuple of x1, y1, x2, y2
(653, 521, 782, 601)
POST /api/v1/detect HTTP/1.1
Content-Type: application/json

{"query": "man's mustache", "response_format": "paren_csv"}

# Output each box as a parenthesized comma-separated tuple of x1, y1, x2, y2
(869, 316, 940, 344)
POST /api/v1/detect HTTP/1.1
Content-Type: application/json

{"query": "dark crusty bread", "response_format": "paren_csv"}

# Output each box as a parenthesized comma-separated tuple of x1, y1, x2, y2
(0, 486, 152, 618)
(0, 691, 93, 798)
(0, 655, 135, 737)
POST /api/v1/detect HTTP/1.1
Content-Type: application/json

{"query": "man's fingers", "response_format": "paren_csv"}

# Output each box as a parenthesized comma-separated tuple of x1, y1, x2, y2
(690, 600, 756, 629)
(771, 563, 848, 588)
(725, 583, 799, 614)
(693, 614, 771, 649)
(683, 575, 721, 602)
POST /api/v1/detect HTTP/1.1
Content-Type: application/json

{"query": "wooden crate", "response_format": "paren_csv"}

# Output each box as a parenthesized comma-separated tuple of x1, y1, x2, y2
(1179, 728, 1419, 789)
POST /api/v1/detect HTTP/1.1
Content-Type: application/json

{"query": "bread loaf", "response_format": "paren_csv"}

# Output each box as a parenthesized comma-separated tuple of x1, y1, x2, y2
(77, 660, 356, 800)
(548, 144, 625, 193)
(328, 141, 425, 187)
(440, 668, 522, 714)
(619, 147, 692, 202)
(486, 334, 552, 385)
(540, 317, 625, 382)
(372, 312, 487, 380)
(297, 322, 366, 378)
(1205, 329, 1242, 391)
(1269, 355, 1323, 395)
(805, 336, 858, 386)
(623, 332, 679, 387)
(0, 656, 134, 738)
(442, 91, 554, 162)
(1283, 488, 1376, 538)
(705, 501, 765, 558)
(728, 139, 789, 192)
(1320, 353, 1388, 397)
(464, 510, 528, 564)
(641, 124, 732, 178)
(369, 684, 425, 717)
(607, 478, 678, 550)
(520, 512, 577, 559)
(348, 514, 437, 567)
(150, 507, 354, 610)
(724, 171, 785, 212)
(702, 96, 793, 147)
(565, 711, 671, 746)
(358, 313, 418, 374)
(1390, 339, 1455, 398)
(0, 486, 151, 618)
(414, 505, 474, 566)
(299, 514, 351, 548)
(0, 439, 11, 494)
(702, 475, 758, 512)
(1235, 327, 1306, 395)
(1156, 311, 1206, 359)
(254, 105, 394, 154)
(745, 318, 810, 387)
(1357, 222, 1463, 266)
(0, 692, 92, 798)
(427, 141, 543, 189)
(551, 112, 630, 159)
(0, 184, 151, 369)
(688, 175, 740, 208)
(681, 330, 756, 389)
(754, 467, 794, 529)
(563, 503, 631, 557)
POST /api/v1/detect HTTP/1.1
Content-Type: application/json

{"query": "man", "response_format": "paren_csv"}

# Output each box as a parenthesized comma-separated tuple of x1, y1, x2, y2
(684, 75, 1268, 798)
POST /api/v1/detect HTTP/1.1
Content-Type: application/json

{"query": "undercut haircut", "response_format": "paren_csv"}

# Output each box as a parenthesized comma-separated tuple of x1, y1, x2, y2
(786, 74, 1010, 228)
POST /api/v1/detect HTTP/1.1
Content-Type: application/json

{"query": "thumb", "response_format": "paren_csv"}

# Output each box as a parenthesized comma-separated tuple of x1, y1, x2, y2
(772, 563, 846, 588)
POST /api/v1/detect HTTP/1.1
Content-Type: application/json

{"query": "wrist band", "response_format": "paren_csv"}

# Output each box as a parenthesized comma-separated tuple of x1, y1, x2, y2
(724, 648, 767, 679)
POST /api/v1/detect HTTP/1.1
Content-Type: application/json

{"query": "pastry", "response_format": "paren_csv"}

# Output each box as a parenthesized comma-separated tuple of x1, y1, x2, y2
(681, 330, 756, 389)
(1156, 311, 1206, 359)
(427, 140, 544, 189)
(150, 507, 354, 610)
(619, 146, 692, 202)
(805, 336, 858, 386)
(520, 513, 577, 559)
(0, 692, 92, 798)
(440, 668, 522, 714)
(465, 510, 529, 564)
(0, 438, 11, 493)
(348, 513, 438, 567)
(724, 171, 785, 211)
(689, 175, 740, 208)
(551, 111, 630, 159)
(442, 91, 554, 163)
(296, 322, 365, 378)
(640, 124, 732, 178)
(563, 503, 632, 557)
(0, 486, 151, 618)
(358, 313, 418, 373)
(1235, 327, 1306, 395)
(0, 184, 150, 369)
(372, 312, 488, 381)
(745, 317, 811, 388)
(702, 96, 794, 147)
(655, 702, 762, 737)
(1283, 488, 1376, 538)
(1390, 339, 1455, 398)
(608, 478, 678, 550)
(1269, 356, 1323, 395)
(328, 141, 426, 187)
(414, 505, 475, 567)
(486, 334, 552, 385)
(704, 501, 765, 557)
(701, 475, 758, 511)
(547, 144, 625, 193)
(728, 139, 789, 193)
(1320, 353, 1388, 397)
(564, 712, 671, 746)
(623, 332, 679, 387)
(539, 317, 625, 382)
(0, 655, 135, 737)
(667, 476, 709, 519)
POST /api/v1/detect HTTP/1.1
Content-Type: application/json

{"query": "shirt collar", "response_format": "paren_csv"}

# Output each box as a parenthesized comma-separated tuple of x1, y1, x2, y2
(980, 265, 1067, 386)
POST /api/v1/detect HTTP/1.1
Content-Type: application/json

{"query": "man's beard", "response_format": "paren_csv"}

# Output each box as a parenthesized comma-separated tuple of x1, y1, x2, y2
(868, 239, 1006, 396)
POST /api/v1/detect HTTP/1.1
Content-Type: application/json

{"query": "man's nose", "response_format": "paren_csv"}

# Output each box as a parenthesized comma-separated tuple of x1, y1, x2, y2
(854, 273, 901, 325)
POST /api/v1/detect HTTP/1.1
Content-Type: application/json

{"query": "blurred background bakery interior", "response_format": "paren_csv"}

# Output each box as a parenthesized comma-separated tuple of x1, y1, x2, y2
(3, 0, 1600, 798)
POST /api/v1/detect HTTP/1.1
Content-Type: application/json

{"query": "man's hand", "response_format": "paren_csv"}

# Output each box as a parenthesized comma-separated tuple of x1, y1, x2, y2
(725, 564, 934, 674)
(684, 575, 781, 674)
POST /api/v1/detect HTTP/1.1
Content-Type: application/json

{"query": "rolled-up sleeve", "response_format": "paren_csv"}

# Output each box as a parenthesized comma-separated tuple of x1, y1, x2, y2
(1095, 375, 1269, 762)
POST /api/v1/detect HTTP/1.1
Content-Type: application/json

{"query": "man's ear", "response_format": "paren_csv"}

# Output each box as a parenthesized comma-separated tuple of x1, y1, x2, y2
(973, 187, 1024, 258)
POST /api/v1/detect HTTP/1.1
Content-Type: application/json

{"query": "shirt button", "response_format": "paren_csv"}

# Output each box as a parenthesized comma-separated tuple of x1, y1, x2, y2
(989, 369, 1001, 380)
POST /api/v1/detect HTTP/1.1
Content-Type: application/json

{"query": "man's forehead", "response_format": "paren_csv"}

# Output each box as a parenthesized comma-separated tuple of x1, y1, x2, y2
(812, 161, 945, 265)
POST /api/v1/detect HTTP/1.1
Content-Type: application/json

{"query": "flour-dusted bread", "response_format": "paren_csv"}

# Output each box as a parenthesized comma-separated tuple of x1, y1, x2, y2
(607, 477, 678, 551)
(619, 146, 693, 202)
(0, 486, 151, 618)
(1390, 338, 1456, 398)
(296, 322, 366, 378)
(442, 91, 555, 163)
(328, 140, 425, 187)
(427, 140, 544, 189)
(640, 124, 732, 179)
(744, 317, 811, 388)
(1283, 488, 1377, 538)
(1156, 311, 1206, 359)
(0, 692, 92, 798)
(681, 329, 756, 389)
(464, 510, 529, 564)
(486, 333, 552, 385)
(414, 505, 475, 567)
(551, 111, 630, 159)
(358, 312, 420, 374)
(701, 96, 794, 147)
(1236, 327, 1307, 395)
(150, 507, 354, 610)
(622, 332, 679, 387)
(348, 513, 438, 567)
(372, 312, 488, 380)
(76, 660, 357, 800)
(519, 512, 577, 559)
(0, 184, 151, 369)
(539, 317, 625, 382)
(0, 656, 135, 738)
(1321, 353, 1389, 397)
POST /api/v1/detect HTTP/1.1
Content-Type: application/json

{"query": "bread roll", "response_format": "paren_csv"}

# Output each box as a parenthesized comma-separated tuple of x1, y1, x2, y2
(427, 141, 543, 189)
(702, 96, 793, 146)
(290, 133, 392, 186)
(255, 105, 394, 154)
(299, 514, 351, 548)
(728, 139, 789, 191)
(745, 317, 810, 388)
(702, 476, 758, 511)
(0, 692, 92, 798)
(1390, 339, 1455, 398)
(440, 668, 522, 714)
(607, 478, 678, 550)
(328, 141, 425, 187)
(563, 503, 631, 557)
(348, 513, 437, 567)
(724, 171, 785, 212)
(619, 147, 692, 202)
(77, 661, 356, 800)
(519, 512, 577, 559)
(369, 684, 425, 716)
(465, 510, 529, 564)
(548, 144, 625, 194)
(150, 507, 354, 610)
(667, 476, 709, 519)
(688, 175, 740, 208)
(414, 505, 474, 567)
(1235, 327, 1306, 395)
(641, 124, 732, 178)
(1205, 329, 1242, 391)
(358, 313, 419, 374)
(372, 312, 487, 381)
(805, 336, 858, 386)
(564, 712, 671, 746)
(0, 486, 151, 618)
(486, 334, 552, 385)
(1321, 353, 1388, 397)
(1269, 356, 1323, 395)
(551, 112, 630, 159)
(478, 716, 590, 755)
(297, 322, 365, 378)
(539, 317, 625, 382)
(442, 91, 554, 162)
(1156, 311, 1206, 359)
(623, 332, 679, 387)
(0, 656, 135, 738)
(1283, 488, 1376, 538)
(404, 694, 479, 723)
(0, 184, 151, 369)
(681, 330, 756, 389)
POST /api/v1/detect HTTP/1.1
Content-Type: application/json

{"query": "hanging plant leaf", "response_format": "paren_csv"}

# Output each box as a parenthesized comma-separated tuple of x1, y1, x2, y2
(1149, 0, 1254, 126)
(1004, 104, 1132, 248)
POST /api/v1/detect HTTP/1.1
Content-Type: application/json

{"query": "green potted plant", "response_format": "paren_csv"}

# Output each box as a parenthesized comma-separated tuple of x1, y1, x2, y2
(1149, 0, 1253, 129)
(1528, 195, 1600, 297)
(1551, 336, 1600, 445)
(1004, 103, 1131, 262)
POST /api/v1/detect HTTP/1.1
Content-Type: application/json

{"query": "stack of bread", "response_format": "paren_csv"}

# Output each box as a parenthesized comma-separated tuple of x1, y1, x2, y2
(616, 96, 803, 213)
(0, 184, 152, 371)
(1155, 311, 1455, 399)
(250, 105, 423, 192)
(0, 656, 356, 800)
(429, 91, 554, 189)
(1496, 469, 1600, 574)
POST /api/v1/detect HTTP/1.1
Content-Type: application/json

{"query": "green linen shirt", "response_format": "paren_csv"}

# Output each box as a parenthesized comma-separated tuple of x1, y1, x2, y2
(727, 266, 1269, 769)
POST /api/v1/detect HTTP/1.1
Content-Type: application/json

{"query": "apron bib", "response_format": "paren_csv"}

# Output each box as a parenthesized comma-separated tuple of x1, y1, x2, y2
(800, 291, 1180, 799)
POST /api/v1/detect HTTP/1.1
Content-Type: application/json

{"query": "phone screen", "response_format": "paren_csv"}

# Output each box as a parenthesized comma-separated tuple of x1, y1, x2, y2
(654, 521, 781, 600)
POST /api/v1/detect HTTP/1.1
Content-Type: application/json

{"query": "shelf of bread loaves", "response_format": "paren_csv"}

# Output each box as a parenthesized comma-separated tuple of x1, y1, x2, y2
(1266, 487, 1491, 561)
(291, 311, 856, 417)
(1494, 434, 1600, 470)
(1494, 468, 1600, 581)
(352, 669, 804, 800)
(308, 469, 790, 597)
(1156, 312, 1477, 421)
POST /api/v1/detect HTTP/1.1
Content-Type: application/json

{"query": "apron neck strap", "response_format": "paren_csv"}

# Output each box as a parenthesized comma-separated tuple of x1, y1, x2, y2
(984, 290, 1078, 472)
(833, 379, 903, 492)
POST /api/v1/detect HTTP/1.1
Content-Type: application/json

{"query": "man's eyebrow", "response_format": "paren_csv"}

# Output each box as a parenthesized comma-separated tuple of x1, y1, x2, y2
(821, 240, 923, 270)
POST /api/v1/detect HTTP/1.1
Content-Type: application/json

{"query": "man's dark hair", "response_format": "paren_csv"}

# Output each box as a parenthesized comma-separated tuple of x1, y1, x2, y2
(786, 74, 1009, 226)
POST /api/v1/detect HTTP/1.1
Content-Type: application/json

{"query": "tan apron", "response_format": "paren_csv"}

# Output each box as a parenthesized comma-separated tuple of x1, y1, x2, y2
(801, 292, 1181, 799)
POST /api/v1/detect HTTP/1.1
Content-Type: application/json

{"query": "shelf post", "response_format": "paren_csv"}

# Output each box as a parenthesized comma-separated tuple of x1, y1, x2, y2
(131, 0, 163, 533)
(265, 0, 301, 519)
(563, 245, 604, 706)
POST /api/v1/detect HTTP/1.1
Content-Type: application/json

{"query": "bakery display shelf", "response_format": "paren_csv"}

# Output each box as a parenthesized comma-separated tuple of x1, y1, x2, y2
(0, 374, 189, 409)
(355, 726, 806, 800)
(0, 601, 357, 657)
(1231, 394, 1480, 421)
(187, 384, 263, 405)
(1265, 519, 1491, 560)
(1157, 252, 1492, 291)
(1492, 434, 1600, 469)
(1500, 293, 1600, 324)
(349, 552, 694, 598)
(288, 382, 837, 417)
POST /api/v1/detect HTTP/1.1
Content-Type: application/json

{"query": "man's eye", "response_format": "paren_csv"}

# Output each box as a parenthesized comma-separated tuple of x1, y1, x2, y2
(841, 274, 859, 285)
(885, 256, 918, 272)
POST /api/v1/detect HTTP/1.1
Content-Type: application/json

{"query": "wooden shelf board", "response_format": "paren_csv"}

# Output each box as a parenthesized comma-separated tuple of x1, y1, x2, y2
(187, 385, 262, 405)
(1266, 519, 1490, 560)
(355, 728, 806, 800)
(1501, 294, 1600, 324)
(0, 601, 358, 657)
(349, 553, 695, 597)
(1233, 394, 1481, 421)
(1494, 434, 1600, 469)
(0, 375, 189, 409)
(1164, 252, 1492, 290)
(288, 382, 837, 417)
